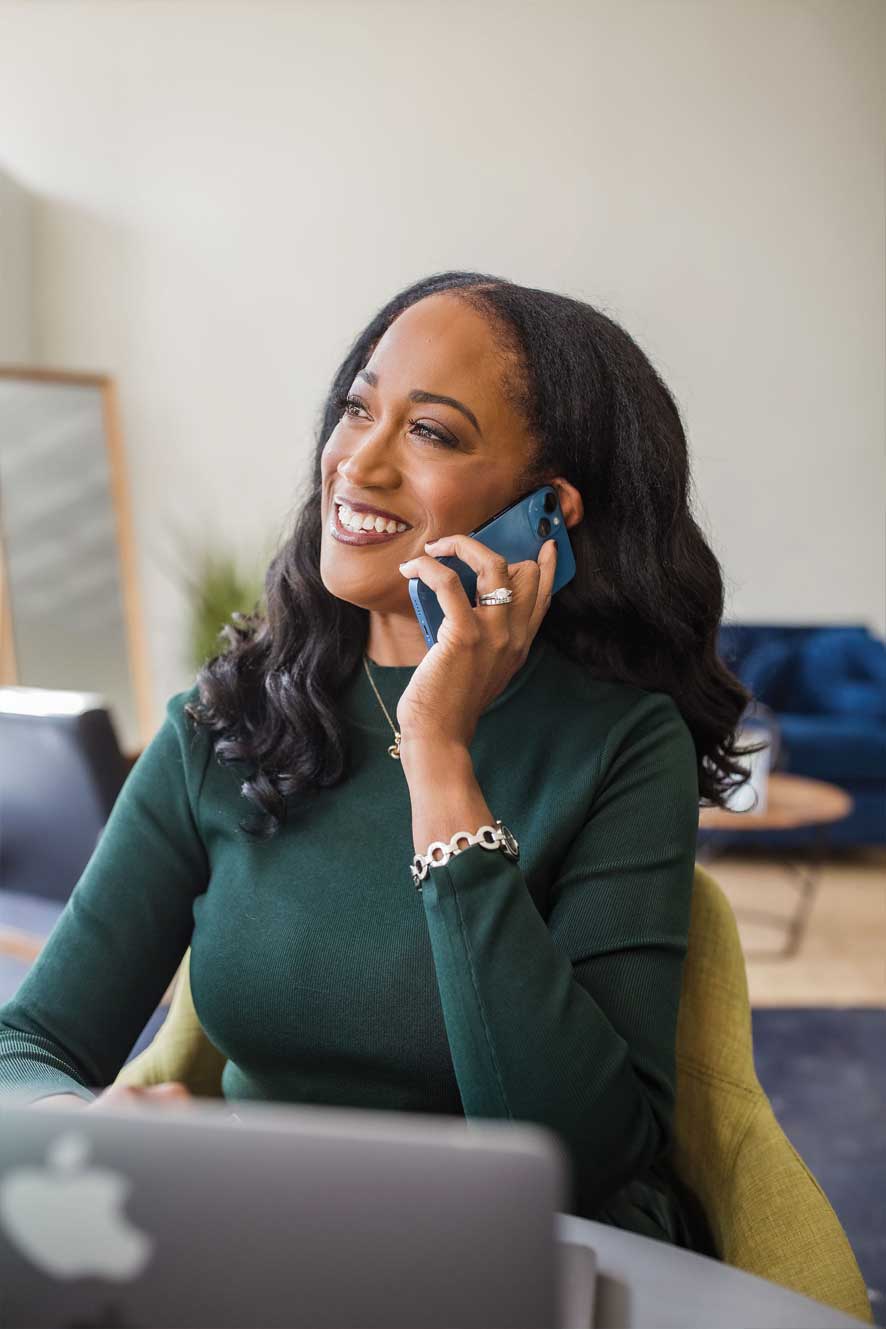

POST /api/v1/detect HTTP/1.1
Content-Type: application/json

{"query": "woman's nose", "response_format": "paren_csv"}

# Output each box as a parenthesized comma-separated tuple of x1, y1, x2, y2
(337, 428, 399, 488)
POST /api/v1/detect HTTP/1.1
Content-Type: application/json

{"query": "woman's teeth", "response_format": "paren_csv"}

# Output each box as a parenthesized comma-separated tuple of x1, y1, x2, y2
(336, 503, 408, 535)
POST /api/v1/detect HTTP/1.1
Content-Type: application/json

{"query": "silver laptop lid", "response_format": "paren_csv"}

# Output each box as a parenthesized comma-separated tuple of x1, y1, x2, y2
(0, 1097, 571, 1329)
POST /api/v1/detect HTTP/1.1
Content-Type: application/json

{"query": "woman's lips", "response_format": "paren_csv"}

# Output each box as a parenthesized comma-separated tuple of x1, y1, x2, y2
(329, 502, 413, 546)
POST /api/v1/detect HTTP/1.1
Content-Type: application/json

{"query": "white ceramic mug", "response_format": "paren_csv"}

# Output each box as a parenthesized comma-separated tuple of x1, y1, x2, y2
(725, 723, 773, 813)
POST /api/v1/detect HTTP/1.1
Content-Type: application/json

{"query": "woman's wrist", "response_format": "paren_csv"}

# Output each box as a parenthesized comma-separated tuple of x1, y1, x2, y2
(400, 740, 496, 857)
(32, 1093, 90, 1110)
(398, 736, 474, 782)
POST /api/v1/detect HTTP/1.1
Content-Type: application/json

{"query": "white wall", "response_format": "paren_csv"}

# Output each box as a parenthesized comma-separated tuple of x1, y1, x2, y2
(0, 0, 883, 728)
(0, 166, 32, 361)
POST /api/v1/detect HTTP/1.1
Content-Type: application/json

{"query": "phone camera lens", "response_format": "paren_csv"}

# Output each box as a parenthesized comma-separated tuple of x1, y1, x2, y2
(543, 491, 557, 513)
(537, 517, 552, 538)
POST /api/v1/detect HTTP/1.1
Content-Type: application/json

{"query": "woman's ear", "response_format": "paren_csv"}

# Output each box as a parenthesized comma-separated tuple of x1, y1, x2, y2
(548, 477, 584, 529)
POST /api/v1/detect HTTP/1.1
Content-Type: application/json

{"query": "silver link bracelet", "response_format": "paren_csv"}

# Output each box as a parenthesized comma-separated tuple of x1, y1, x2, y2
(410, 819, 519, 892)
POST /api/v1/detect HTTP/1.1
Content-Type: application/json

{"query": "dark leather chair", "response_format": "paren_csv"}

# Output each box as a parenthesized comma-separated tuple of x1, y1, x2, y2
(0, 688, 129, 902)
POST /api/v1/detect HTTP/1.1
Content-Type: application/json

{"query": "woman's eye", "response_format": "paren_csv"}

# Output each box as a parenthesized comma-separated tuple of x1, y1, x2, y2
(337, 393, 456, 449)
(408, 419, 458, 449)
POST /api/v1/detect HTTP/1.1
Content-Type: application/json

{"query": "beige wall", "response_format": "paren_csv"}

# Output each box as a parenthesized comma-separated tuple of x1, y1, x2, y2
(0, 166, 32, 362)
(0, 0, 883, 727)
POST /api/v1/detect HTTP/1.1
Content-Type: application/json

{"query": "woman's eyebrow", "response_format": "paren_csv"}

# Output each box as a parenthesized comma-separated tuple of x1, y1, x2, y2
(356, 368, 482, 437)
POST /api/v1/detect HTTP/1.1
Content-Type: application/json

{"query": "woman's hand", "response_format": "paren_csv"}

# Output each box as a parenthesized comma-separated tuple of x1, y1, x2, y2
(395, 535, 557, 756)
(87, 1082, 194, 1110)
(33, 1082, 194, 1111)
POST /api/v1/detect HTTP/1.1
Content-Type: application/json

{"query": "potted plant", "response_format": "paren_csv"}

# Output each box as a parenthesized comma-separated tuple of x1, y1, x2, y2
(156, 522, 269, 671)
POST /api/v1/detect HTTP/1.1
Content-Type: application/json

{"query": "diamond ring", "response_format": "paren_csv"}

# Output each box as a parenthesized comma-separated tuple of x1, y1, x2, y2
(477, 587, 514, 606)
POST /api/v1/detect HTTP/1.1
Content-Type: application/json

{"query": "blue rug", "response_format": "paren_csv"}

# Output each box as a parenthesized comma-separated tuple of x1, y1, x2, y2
(752, 1008, 886, 1312)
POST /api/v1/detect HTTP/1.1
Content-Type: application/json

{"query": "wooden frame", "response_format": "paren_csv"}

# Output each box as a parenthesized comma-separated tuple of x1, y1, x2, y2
(0, 367, 153, 754)
(0, 527, 16, 686)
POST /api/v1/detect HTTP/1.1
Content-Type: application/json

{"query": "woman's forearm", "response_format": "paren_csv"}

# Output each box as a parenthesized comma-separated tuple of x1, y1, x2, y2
(400, 740, 496, 857)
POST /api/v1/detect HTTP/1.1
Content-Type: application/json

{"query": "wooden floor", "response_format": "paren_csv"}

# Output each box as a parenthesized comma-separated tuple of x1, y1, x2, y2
(707, 847, 886, 1007)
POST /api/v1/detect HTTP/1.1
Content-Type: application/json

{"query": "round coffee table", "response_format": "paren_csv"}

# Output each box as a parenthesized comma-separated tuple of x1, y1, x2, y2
(697, 773, 853, 958)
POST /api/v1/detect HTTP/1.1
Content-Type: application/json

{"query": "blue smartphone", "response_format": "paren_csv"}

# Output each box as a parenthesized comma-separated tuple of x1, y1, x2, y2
(408, 485, 577, 649)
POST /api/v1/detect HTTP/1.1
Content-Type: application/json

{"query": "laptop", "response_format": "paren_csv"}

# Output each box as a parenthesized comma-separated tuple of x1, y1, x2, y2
(0, 1096, 596, 1329)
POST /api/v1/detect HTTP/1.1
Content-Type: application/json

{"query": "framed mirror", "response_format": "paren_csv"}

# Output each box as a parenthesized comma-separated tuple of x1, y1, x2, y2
(0, 369, 153, 756)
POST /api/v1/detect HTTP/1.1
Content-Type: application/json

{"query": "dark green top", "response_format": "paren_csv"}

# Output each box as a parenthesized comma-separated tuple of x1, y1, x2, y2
(0, 634, 712, 1251)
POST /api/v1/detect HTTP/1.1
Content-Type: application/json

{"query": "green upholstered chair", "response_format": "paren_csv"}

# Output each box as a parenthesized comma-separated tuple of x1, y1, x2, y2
(115, 945, 225, 1098)
(671, 865, 871, 1322)
(114, 864, 873, 1322)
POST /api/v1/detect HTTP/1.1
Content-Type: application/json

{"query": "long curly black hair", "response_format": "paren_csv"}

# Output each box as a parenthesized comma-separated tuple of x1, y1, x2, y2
(185, 269, 757, 837)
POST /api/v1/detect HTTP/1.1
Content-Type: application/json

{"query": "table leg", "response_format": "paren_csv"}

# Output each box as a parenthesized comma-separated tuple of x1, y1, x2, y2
(781, 822, 828, 959)
(695, 827, 828, 959)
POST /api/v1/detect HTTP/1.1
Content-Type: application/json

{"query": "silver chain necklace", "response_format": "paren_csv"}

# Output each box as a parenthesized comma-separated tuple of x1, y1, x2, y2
(362, 653, 402, 760)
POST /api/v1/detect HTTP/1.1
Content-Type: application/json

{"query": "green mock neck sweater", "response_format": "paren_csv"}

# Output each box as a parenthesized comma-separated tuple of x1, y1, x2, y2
(0, 635, 710, 1250)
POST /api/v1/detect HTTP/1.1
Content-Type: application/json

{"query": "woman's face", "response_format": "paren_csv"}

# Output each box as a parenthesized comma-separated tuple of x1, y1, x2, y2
(319, 292, 541, 614)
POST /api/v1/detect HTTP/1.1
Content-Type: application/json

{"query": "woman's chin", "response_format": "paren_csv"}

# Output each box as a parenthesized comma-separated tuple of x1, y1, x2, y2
(320, 566, 412, 616)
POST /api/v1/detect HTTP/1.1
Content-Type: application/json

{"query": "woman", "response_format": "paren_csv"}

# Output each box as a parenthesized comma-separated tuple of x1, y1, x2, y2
(0, 270, 752, 1251)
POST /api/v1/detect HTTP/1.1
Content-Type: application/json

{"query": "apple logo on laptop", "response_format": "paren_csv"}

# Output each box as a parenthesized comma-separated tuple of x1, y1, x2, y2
(0, 1130, 154, 1280)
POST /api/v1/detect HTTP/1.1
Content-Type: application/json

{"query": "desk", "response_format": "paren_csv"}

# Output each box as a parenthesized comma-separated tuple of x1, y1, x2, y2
(0, 891, 64, 999)
(0, 890, 63, 941)
(556, 1215, 872, 1328)
(0, 890, 171, 1060)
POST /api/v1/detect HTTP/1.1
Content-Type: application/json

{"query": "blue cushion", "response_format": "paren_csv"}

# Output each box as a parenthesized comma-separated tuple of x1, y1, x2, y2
(796, 629, 886, 720)
(738, 638, 797, 710)
(779, 714, 886, 781)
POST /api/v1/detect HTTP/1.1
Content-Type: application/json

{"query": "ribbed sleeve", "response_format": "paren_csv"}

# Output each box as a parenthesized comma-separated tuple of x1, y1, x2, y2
(0, 689, 211, 1104)
(417, 691, 698, 1216)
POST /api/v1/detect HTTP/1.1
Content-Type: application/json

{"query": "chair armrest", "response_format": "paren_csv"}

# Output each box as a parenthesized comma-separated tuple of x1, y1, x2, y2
(114, 948, 226, 1097)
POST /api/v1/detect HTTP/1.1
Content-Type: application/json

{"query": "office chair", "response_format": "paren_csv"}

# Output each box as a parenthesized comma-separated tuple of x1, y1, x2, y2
(116, 864, 872, 1321)
(672, 864, 872, 1322)
(0, 687, 130, 902)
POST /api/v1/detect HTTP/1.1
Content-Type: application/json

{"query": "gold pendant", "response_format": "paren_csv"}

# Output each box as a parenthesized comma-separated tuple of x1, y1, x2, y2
(388, 735, 401, 760)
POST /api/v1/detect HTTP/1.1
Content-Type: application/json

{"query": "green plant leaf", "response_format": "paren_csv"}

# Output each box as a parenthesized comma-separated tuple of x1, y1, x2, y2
(188, 549, 266, 669)
(151, 518, 273, 671)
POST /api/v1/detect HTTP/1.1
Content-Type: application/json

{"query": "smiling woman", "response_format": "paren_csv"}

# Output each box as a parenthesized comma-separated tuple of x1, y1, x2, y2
(316, 291, 576, 675)
(1, 269, 755, 1257)
(185, 269, 752, 830)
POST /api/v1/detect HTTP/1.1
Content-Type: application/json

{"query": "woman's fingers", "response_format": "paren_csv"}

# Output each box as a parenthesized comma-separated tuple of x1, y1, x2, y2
(402, 535, 557, 648)
(424, 534, 512, 601)
(526, 540, 558, 639)
(144, 1082, 193, 1102)
(87, 1081, 193, 1111)
(398, 554, 477, 639)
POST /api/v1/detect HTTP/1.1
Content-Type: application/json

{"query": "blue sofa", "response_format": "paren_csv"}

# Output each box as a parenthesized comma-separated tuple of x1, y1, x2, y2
(707, 624, 886, 850)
